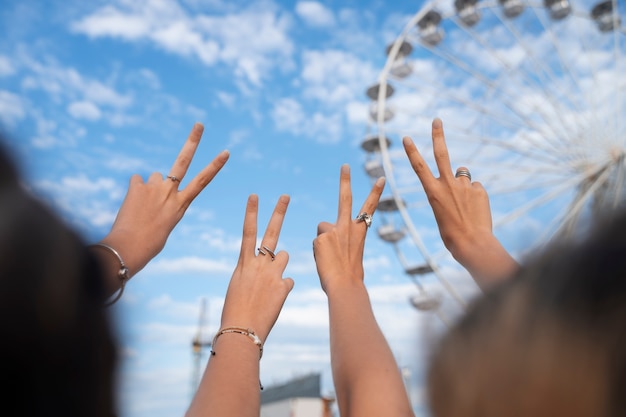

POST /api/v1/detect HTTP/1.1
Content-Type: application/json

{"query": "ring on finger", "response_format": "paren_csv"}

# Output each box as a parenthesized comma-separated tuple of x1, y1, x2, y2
(166, 175, 181, 183)
(356, 212, 373, 228)
(262, 245, 276, 261)
(454, 169, 471, 181)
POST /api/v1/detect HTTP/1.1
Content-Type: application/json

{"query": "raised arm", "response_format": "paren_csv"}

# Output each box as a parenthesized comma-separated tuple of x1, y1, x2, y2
(313, 164, 413, 417)
(186, 194, 294, 417)
(90, 123, 230, 302)
(402, 118, 519, 290)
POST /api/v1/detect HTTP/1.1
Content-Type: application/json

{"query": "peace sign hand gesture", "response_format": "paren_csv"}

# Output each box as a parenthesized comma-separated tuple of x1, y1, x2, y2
(97, 123, 229, 295)
(313, 164, 385, 294)
(220, 194, 294, 343)
(403, 118, 518, 289)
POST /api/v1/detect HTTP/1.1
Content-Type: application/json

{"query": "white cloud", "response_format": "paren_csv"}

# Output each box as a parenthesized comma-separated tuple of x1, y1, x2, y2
(199, 229, 242, 252)
(271, 97, 343, 143)
(216, 91, 235, 108)
(146, 256, 234, 274)
(226, 128, 248, 147)
(71, 1, 295, 87)
(29, 112, 59, 149)
(54, 176, 115, 196)
(21, 58, 133, 110)
(272, 48, 378, 142)
(0, 55, 16, 77)
(67, 100, 102, 121)
(138, 68, 161, 90)
(363, 253, 392, 271)
(295, 1, 335, 28)
(32, 173, 124, 230)
(345, 100, 369, 125)
(0, 90, 25, 128)
(300, 49, 377, 104)
(272, 97, 304, 130)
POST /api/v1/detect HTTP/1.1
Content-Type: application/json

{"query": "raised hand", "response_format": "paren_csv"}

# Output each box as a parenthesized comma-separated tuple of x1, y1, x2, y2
(220, 194, 294, 342)
(402, 118, 518, 289)
(96, 123, 229, 295)
(313, 164, 385, 293)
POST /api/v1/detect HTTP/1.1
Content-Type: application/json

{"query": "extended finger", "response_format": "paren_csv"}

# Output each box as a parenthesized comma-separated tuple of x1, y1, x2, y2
(239, 194, 259, 263)
(356, 177, 386, 227)
(337, 164, 352, 226)
(402, 136, 435, 188)
(431, 118, 454, 181)
(259, 195, 290, 255)
(168, 123, 204, 181)
(181, 149, 230, 202)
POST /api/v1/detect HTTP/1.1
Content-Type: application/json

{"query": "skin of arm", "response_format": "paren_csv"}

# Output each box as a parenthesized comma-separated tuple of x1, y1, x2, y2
(186, 194, 294, 417)
(402, 118, 519, 290)
(90, 123, 230, 297)
(313, 164, 414, 417)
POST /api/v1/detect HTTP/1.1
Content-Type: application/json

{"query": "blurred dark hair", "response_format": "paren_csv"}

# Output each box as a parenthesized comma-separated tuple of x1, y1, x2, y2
(427, 211, 626, 417)
(0, 142, 118, 416)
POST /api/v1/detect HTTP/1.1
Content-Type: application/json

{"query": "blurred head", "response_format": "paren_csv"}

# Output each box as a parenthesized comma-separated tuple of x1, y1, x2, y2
(427, 212, 626, 417)
(0, 144, 118, 416)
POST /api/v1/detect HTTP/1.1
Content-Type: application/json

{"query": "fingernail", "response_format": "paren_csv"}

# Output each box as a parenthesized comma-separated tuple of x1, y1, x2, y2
(376, 177, 386, 186)
(341, 164, 350, 174)
(402, 136, 413, 146)
(432, 118, 442, 128)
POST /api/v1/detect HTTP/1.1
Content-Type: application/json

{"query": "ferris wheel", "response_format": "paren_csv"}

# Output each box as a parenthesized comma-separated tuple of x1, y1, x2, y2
(361, 0, 626, 320)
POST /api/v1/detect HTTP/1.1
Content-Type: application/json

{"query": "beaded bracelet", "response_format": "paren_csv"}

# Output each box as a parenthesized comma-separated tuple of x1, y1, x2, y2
(89, 243, 130, 307)
(211, 327, 264, 359)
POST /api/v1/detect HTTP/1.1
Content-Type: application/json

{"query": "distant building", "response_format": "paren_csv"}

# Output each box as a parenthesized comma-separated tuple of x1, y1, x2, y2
(260, 373, 334, 417)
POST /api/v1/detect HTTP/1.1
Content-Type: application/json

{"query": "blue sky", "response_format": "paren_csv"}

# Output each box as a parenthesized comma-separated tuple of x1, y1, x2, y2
(1, 0, 624, 416)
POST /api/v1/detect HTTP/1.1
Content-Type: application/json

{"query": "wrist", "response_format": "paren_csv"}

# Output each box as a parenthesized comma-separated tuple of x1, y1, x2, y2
(324, 278, 368, 299)
(99, 230, 155, 278)
(449, 229, 497, 265)
(452, 231, 519, 288)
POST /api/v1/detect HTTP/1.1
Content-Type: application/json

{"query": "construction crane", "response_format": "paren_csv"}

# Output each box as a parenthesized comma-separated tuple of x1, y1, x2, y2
(190, 298, 212, 399)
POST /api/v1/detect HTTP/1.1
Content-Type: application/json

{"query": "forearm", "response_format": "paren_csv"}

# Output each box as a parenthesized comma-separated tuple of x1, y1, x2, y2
(327, 282, 414, 417)
(186, 333, 262, 417)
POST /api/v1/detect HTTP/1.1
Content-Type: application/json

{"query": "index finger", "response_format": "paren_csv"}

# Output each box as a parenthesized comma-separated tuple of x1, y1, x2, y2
(431, 118, 454, 181)
(337, 164, 353, 225)
(403, 136, 436, 188)
(239, 194, 259, 263)
(356, 177, 386, 219)
(182, 149, 230, 202)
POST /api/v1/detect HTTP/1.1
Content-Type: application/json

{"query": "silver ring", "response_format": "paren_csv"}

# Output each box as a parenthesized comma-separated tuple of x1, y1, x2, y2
(455, 169, 471, 181)
(167, 175, 181, 183)
(356, 212, 373, 228)
(262, 245, 276, 261)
